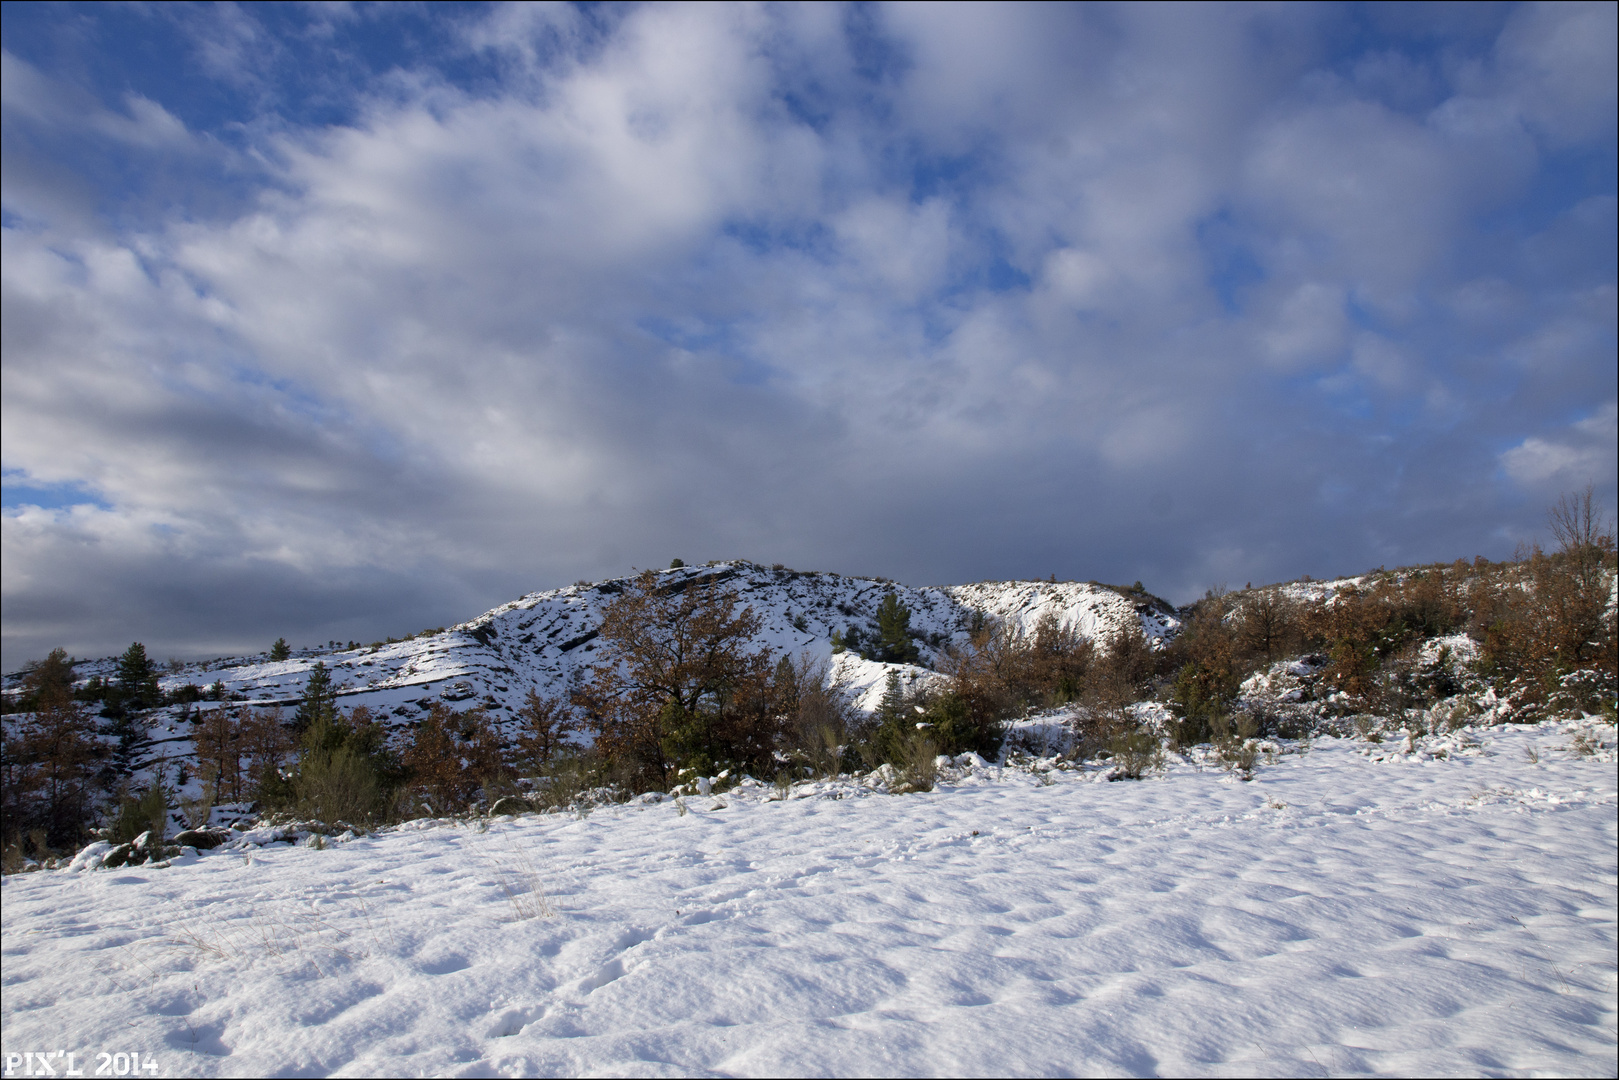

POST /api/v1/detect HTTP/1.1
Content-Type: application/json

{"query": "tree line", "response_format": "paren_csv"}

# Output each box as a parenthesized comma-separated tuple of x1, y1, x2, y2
(1165, 486, 1617, 744)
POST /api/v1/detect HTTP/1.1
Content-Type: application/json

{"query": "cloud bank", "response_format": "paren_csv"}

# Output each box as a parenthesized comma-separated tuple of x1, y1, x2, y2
(3, 2, 1615, 667)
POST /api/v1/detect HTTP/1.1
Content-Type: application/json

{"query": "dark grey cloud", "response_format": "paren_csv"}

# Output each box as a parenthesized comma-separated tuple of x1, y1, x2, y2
(2, 2, 1614, 669)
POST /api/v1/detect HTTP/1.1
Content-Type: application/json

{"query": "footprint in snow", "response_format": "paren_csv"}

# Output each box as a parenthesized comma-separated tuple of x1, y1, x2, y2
(577, 956, 628, 993)
(488, 1004, 544, 1038)
(572, 928, 655, 993)
(681, 908, 726, 925)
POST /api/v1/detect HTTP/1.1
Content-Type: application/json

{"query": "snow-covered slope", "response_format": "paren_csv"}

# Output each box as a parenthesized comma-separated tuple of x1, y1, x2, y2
(948, 578, 1180, 645)
(127, 564, 1180, 729)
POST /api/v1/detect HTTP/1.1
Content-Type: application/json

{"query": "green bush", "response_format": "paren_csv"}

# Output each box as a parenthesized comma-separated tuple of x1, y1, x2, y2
(1107, 728, 1164, 780)
(895, 731, 939, 793)
(271, 708, 397, 825)
(110, 784, 168, 844)
(658, 699, 719, 782)
(1215, 717, 1261, 779)
(914, 690, 1004, 759)
(1168, 662, 1233, 747)
(296, 745, 379, 826)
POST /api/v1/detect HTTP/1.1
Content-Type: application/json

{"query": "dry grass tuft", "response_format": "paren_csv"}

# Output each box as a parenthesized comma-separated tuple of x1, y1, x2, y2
(489, 843, 556, 921)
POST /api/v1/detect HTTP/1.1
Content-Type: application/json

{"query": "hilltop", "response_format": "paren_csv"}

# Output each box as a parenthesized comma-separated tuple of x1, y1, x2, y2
(4, 562, 1181, 764)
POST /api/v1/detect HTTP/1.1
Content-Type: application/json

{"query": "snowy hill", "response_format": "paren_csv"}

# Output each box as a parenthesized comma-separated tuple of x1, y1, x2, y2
(117, 563, 1181, 729)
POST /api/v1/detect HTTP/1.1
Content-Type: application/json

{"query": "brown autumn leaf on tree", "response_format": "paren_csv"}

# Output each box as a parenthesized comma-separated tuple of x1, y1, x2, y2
(573, 570, 775, 790)
(3, 692, 102, 852)
(193, 707, 245, 803)
(513, 690, 578, 773)
(402, 704, 505, 814)
(237, 706, 294, 802)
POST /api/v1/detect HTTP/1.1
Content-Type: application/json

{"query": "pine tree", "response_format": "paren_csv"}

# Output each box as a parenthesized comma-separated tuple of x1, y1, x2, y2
(101, 709, 147, 773)
(78, 674, 107, 704)
(293, 662, 338, 732)
(843, 625, 868, 657)
(114, 642, 161, 711)
(876, 669, 906, 726)
(876, 593, 920, 664)
(869, 669, 916, 766)
(270, 637, 291, 661)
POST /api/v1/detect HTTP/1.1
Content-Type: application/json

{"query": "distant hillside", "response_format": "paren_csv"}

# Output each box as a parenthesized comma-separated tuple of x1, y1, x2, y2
(3, 547, 1613, 871)
(49, 563, 1180, 724)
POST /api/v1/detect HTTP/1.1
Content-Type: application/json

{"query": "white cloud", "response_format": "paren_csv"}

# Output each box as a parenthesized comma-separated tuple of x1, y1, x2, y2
(1351, 333, 1414, 392)
(833, 197, 953, 300)
(1492, 0, 1618, 145)
(1041, 248, 1115, 309)
(1, 3, 1614, 665)
(1260, 283, 1347, 368)
(1501, 402, 1619, 488)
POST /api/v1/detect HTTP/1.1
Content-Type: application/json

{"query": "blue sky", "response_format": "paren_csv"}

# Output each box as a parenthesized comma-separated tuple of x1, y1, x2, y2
(2, 1, 1615, 667)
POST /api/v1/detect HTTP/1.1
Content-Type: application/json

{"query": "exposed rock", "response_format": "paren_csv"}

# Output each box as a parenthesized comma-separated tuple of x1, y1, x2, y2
(100, 843, 135, 869)
(98, 831, 181, 869)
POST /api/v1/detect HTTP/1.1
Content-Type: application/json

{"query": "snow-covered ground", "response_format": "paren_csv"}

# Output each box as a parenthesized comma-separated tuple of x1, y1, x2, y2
(3, 719, 1613, 1077)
